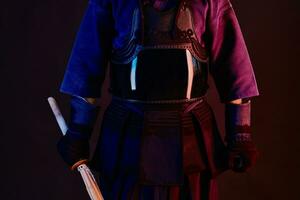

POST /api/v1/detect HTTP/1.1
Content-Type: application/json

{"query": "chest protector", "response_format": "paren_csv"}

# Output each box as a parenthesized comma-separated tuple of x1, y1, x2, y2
(109, 0, 209, 101)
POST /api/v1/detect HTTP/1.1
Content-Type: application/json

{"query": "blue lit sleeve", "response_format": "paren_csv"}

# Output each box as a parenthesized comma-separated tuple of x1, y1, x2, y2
(60, 0, 114, 97)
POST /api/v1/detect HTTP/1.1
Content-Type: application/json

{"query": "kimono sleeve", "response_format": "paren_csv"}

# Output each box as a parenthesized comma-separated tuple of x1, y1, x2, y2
(59, 0, 114, 98)
(206, 0, 259, 103)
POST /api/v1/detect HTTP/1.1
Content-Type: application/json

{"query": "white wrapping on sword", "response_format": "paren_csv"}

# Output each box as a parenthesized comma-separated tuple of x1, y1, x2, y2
(48, 97, 68, 135)
(78, 165, 104, 200)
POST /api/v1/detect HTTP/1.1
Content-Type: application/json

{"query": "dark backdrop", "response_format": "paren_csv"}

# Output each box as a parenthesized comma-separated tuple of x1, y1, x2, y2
(1, 0, 299, 199)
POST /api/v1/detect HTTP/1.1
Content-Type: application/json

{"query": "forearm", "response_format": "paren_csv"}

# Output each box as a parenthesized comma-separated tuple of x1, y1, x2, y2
(227, 98, 251, 105)
(84, 97, 101, 105)
(74, 96, 101, 106)
(228, 99, 242, 104)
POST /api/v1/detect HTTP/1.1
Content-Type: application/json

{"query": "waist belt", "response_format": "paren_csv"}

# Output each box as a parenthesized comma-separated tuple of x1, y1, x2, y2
(112, 95, 204, 104)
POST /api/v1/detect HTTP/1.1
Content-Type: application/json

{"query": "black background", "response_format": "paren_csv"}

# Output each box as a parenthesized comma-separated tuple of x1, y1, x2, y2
(1, 0, 300, 199)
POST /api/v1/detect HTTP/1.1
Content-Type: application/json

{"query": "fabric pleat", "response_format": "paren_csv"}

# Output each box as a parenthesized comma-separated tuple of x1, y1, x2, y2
(92, 98, 223, 200)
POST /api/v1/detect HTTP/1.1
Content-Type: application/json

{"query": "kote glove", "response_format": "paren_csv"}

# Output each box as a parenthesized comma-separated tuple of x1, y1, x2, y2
(225, 101, 259, 172)
(57, 96, 100, 170)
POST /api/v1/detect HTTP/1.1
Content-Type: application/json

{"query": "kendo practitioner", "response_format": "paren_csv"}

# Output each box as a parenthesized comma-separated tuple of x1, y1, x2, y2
(56, 0, 260, 199)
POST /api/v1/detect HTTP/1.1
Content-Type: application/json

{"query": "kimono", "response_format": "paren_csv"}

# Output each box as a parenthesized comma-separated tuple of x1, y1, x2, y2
(59, 0, 259, 199)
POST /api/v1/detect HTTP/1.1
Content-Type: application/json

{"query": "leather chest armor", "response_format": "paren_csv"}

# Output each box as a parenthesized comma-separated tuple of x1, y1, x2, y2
(109, 0, 209, 101)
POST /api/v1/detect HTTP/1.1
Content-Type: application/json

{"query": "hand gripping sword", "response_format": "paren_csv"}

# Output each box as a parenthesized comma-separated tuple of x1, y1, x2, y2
(48, 97, 104, 200)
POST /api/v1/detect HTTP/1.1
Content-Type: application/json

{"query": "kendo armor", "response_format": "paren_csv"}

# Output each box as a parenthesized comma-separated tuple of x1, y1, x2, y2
(109, 0, 209, 101)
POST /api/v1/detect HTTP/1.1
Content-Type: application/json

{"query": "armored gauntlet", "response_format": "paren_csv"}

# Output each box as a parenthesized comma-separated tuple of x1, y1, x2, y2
(57, 96, 100, 170)
(225, 101, 259, 172)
